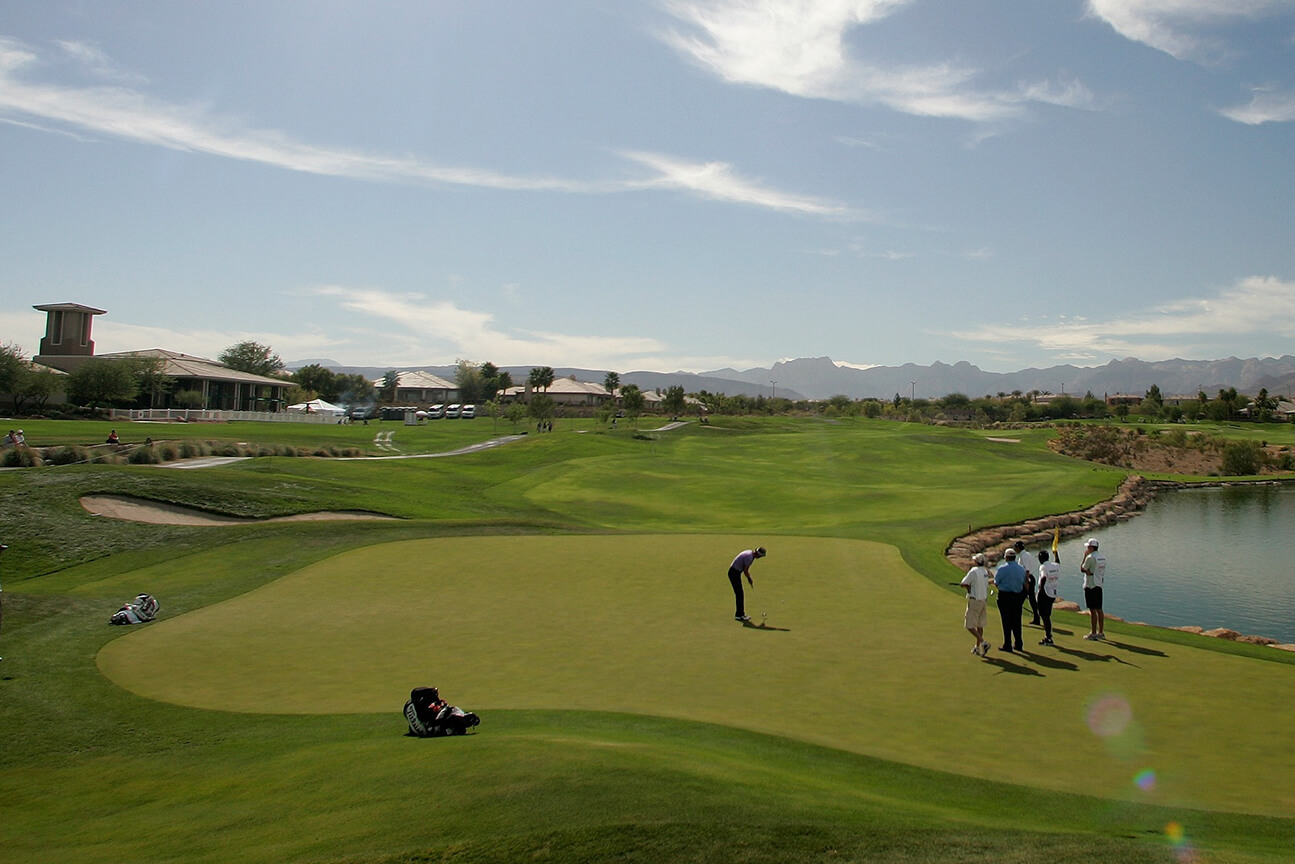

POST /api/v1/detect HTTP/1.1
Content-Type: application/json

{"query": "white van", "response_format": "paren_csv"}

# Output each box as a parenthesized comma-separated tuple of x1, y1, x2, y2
(446, 404, 462, 418)
(461, 404, 476, 419)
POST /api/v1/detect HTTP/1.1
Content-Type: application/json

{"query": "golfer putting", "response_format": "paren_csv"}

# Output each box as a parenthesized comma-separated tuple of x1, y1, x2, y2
(727, 546, 766, 622)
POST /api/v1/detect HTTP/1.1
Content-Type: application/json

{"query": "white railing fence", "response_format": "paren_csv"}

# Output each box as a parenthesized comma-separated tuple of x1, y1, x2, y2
(110, 409, 342, 424)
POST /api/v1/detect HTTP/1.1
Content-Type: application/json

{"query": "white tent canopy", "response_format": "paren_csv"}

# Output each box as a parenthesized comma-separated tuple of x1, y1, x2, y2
(287, 398, 345, 415)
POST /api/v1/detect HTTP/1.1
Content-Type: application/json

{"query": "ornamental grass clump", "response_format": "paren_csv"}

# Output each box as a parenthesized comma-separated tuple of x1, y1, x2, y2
(0, 446, 42, 468)
(179, 440, 210, 459)
(44, 445, 89, 465)
(127, 446, 159, 465)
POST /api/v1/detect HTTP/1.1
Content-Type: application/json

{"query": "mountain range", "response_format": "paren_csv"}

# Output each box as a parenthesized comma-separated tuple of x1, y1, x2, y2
(289, 356, 1295, 402)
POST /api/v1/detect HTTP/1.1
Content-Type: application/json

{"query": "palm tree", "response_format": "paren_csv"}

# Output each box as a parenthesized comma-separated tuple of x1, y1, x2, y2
(528, 366, 555, 394)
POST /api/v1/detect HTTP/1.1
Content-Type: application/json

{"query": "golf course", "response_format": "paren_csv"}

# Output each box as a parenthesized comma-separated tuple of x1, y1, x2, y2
(3, 416, 1293, 863)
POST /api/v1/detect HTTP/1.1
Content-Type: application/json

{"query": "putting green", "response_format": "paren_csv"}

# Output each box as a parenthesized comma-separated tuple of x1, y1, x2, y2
(98, 534, 1295, 817)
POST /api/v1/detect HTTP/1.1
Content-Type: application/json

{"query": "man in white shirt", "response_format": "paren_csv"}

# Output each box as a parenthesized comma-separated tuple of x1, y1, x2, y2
(1014, 540, 1041, 626)
(959, 553, 992, 657)
(1081, 538, 1107, 640)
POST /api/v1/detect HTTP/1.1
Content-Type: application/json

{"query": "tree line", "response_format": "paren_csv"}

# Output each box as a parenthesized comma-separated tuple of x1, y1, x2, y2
(4, 337, 1290, 427)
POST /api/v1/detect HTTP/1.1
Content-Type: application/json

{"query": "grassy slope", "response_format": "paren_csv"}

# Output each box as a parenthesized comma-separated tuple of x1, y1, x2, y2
(2, 417, 1292, 863)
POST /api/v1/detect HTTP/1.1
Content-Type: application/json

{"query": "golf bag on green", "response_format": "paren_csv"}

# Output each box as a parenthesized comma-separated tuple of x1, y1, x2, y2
(109, 594, 159, 625)
(403, 687, 480, 737)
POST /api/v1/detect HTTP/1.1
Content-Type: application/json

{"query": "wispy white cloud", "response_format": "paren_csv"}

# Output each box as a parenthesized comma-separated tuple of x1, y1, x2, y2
(1085, 0, 1291, 61)
(953, 276, 1295, 360)
(305, 285, 692, 369)
(0, 287, 750, 372)
(1219, 86, 1295, 123)
(54, 39, 148, 85)
(660, 0, 1093, 121)
(0, 36, 855, 218)
(620, 150, 859, 217)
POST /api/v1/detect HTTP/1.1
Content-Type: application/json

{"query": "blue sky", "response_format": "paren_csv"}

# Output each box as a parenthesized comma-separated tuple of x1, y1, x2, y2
(2, 1, 1294, 374)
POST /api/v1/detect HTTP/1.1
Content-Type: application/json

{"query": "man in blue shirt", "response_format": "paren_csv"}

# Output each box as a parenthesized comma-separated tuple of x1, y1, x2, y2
(992, 547, 1027, 653)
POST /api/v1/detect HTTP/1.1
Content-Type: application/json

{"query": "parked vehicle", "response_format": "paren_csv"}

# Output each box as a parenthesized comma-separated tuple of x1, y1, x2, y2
(445, 404, 462, 418)
(427, 404, 446, 419)
(460, 404, 476, 419)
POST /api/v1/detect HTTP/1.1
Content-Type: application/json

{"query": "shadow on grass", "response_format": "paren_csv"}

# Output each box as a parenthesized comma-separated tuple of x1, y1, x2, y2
(1055, 645, 1139, 667)
(743, 620, 791, 632)
(1103, 638, 1168, 657)
(982, 654, 1044, 676)
(1023, 651, 1079, 672)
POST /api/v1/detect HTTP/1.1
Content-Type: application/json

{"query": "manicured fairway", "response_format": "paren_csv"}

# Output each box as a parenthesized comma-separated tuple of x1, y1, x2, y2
(97, 533, 1295, 817)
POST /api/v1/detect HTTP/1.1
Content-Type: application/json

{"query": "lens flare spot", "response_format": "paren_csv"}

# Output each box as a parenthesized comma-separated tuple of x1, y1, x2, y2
(1135, 768, 1156, 791)
(1086, 693, 1132, 737)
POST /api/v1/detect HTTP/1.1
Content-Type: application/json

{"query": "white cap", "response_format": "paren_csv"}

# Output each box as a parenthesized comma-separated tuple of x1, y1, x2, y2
(1085, 538, 1099, 549)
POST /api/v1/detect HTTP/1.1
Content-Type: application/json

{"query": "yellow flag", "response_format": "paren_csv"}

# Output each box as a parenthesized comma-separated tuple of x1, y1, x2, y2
(1052, 525, 1060, 554)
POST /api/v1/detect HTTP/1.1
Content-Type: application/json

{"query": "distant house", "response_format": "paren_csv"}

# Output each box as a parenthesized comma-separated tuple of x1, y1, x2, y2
(1104, 393, 1143, 407)
(372, 370, 457, 405)
(503, 377, 612, 407)
(97, 348, 289, 411)
(31, 302, 289, 411)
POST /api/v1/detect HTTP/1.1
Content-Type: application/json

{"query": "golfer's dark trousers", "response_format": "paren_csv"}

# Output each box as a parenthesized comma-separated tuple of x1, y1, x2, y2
(1026, 575, 1040, 622)
(727, 568, 745, 617)
(997, 590, 1026, 649)
(1038, 592, 1055, 640)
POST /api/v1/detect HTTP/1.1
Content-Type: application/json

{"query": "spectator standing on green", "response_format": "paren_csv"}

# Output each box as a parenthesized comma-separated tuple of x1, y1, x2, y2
(1081, 539, 1107, 640)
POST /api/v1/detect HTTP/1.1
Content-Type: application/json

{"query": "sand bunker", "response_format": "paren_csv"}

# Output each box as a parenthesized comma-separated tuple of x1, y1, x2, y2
(81, 495, 397, 526)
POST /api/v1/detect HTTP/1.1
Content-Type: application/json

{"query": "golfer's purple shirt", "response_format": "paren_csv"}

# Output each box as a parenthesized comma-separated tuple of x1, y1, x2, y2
(730, 550, 757, 572)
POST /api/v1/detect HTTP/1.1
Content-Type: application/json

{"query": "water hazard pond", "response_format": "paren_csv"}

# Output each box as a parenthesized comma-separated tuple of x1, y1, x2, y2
(1055, 482, 1295, 643)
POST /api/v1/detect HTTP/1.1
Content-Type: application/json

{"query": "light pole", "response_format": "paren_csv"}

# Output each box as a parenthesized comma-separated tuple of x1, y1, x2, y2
(910, 380, 916, 402)
(770, 379, 777, 400)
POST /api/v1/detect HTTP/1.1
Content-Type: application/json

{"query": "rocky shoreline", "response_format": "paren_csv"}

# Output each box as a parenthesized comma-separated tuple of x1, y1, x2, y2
(944, 475, 1295, 652)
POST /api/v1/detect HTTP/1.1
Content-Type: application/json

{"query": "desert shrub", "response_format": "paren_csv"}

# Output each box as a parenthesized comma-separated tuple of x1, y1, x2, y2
(157, 442, 180, 462)
(214, 442, 243, 457)
(44, 445, 89, 465)
(91, 452, 124, 465)
(1221, 441, 1264, 476)
(341, 447, 363, 458)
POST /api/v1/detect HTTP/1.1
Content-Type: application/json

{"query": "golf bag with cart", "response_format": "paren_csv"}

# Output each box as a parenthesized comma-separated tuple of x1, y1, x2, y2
(403, 687, 480, 737)
(109, 594, 159, 625)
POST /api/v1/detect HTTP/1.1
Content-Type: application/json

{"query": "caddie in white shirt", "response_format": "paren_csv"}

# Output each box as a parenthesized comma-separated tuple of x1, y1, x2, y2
(1081, 538, 1107, 640)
